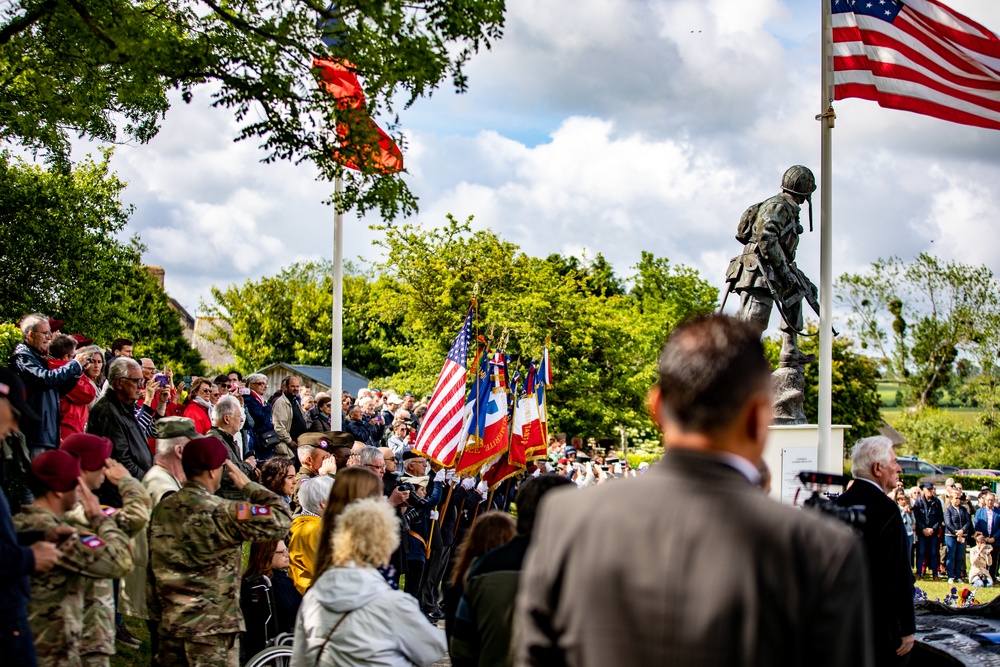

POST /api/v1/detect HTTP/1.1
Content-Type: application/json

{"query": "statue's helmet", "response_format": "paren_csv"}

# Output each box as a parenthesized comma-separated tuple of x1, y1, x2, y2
(781, 165, 816, 198)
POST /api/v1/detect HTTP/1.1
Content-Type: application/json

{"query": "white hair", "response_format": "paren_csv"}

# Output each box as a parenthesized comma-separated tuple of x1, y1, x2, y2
(211, 394, 242, 424)
(19, 313, 47, 339)
(245, 373, 267, 386)
(850, 436, 896, 482)
(108, 357, 140, 383)
(297, 475, 334, 516)
(155, 436, 188, 459)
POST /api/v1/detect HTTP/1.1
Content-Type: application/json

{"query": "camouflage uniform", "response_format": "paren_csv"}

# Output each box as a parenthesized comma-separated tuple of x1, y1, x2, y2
(149, 480, 291, 667)
(13, 504, 133, 667)
(63, 477, 152, 667)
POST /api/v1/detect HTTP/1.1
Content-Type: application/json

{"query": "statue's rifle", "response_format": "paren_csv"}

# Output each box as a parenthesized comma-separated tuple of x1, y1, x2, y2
(756, 253, 838, 338)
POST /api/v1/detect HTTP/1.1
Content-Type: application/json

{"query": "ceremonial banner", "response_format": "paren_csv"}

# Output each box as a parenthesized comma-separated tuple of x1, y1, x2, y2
(832, 0, 1000, 130)
(411, 308, 473, 466)
(313, 57, 404, 172)
(456, 349, 509, 477)
(515, 367, 546, 462)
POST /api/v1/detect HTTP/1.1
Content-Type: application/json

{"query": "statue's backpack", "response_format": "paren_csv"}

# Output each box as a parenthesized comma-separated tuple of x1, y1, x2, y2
(735, 201, 763, 244)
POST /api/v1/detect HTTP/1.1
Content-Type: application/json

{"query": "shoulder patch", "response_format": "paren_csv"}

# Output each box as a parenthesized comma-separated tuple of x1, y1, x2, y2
(80, 534, 105, 549)
(250, 505, 271, 516)
(236, 502, 250, 521)
(101, 506, 118, 516)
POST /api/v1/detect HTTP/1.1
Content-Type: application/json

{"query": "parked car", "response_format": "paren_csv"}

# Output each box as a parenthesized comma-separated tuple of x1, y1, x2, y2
(957, 469, 1000, 478)
(937, 465, 961, 474)
(897, 456, 944, 476)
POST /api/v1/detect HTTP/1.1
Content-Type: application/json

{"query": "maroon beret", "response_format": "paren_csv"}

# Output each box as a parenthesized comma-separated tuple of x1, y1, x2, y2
(32, 450, 81, 492)
(59, 433, 113, 472)
(182, 436, 229, 471)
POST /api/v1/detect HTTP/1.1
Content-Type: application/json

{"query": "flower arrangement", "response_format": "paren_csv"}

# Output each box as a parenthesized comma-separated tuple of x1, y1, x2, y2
(916, 585, 981, 607)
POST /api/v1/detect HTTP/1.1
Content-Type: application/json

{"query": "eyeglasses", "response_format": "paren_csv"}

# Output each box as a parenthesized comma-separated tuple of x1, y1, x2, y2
(365, 463, 386, 471)
(123, 377, 146, 387)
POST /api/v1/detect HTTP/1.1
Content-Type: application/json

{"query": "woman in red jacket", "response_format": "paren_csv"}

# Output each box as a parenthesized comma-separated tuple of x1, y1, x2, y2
(54, 339, 100, 439)
(182, 377, 215, 434)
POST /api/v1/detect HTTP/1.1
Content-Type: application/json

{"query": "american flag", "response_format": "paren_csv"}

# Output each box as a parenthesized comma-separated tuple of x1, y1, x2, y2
(832, 0, 1000, 130)
(412, 308, 473, 466)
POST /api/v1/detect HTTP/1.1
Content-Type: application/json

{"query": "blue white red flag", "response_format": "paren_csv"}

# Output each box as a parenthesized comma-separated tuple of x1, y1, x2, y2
(411, 308, 473, 466)
(456, 348, 509, 477)
(832, 0, 1000, 130)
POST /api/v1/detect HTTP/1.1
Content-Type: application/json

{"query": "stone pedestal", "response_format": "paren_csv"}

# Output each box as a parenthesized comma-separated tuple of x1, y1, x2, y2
(762, 424, 850, 505)
(772, 365, 806, 424)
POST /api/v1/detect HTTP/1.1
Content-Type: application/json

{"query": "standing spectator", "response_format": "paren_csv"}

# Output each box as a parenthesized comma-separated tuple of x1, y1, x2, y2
(149, 437, 291, 666)
(897, 491, 916, 571)
(208, 395, 257, 501)
(514, 315, 872, 667)
(387, 420, 412, 464)
(313, 467, 385, 576)
(914, 482, 944, 580)
(944, 491, 972, 584)
(87, 358, 154, 490)
(344, 406, 378, 447)
(288, 475, 335, 594)
(400, 453, 444, 605)
(834, 437, 915, 664)
(306, 395, 333, 433)
(443, 512, 517, 640)
(291, 499, 447, 667)
(244, 374, 277, 461)
(182, 378, 214, 434)
(974, 492, 1000, 582)
(48, 334, 97, 441)
(110, 339, 133, 359)
(260, 457, 297, 509)
(80, 345, 108, 408)
(11, 314, 87, 455)
(241, 539, 302, 660)
(451, 475, 573, 667)
(272, 375, 307, 459)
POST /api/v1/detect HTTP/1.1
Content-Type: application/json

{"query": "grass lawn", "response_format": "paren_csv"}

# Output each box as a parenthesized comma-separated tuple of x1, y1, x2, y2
(915, 577, 1000, 604)
(110, 617, 152, 667)
(882, 407, 983, 427)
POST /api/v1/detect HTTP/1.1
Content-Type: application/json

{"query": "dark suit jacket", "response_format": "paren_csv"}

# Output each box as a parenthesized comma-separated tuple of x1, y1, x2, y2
(516, 449, 874, 667)
(836, 478, 916, 665)
(974, 507, 1000, 542)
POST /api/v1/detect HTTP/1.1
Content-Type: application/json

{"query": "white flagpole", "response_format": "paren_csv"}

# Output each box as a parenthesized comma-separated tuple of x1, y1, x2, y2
(331, 174, 344, 431)
(818, 0, 835, 472)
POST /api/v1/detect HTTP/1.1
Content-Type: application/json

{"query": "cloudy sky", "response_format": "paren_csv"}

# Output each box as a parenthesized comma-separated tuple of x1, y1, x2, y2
(99, 0, 1000, 325)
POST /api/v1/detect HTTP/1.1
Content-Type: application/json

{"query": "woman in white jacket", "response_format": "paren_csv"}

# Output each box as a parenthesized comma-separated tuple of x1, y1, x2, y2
(291, 498, 447, 666)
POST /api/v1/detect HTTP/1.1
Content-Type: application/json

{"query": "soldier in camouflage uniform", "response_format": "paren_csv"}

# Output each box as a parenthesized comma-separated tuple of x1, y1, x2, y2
(725, 165, 819, 365)
(13, 450, 133, 667)
(60, 433, 152, 667)
(149, 436, 291, 667)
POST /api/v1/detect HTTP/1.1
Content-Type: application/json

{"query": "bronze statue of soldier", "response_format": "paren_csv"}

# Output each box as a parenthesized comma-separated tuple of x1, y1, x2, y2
(724, 165, 820, 424)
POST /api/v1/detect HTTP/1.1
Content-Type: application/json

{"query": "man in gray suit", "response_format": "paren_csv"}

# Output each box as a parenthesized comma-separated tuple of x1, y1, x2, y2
(515, 314, 874, 667)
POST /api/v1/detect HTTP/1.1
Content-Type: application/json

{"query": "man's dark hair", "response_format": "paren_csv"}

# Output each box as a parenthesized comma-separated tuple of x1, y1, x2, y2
(213, 374, 231, 386)
(515, 474, 574, 535)
(228, 370, 243, 381)
(657, 314, 771, 434)
(111, 338, 133, 353)
(570, 436, 583, 448)
(317, 395, 332, 409)
(48, 333, 77, 360)
(280, 375, 296, 390)
(181, 464, 211, 480)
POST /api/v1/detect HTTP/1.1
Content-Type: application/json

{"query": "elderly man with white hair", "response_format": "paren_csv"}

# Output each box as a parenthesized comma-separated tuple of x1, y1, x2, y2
(209, 394, 258, 501)
(836, 436, 915, 666)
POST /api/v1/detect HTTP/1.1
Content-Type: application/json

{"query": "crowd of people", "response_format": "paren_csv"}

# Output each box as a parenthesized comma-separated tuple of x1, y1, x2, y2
(895, 477, 1000, 586)
(1, 311, 931, 667)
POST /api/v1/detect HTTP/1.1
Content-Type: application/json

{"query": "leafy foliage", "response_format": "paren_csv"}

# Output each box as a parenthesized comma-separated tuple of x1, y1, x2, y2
(0, 0, 506, 219)
(0, 152, 203, 374)
(202, 216, 720, 438)
(799, 330, 883, 438)
(894, 409, 1000, 469)
(838, 253, 1000, 408)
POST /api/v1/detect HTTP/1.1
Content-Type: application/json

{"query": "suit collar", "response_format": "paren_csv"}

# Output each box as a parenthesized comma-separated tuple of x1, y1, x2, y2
(656, 448, 759, 488)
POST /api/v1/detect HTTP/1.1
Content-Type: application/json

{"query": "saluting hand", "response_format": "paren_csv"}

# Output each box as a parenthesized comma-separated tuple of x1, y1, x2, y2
(319, 457, 338, 476)
(78, 477, 103, 520)
(225, 460, 251, 491)
(104, 458, 130, 487)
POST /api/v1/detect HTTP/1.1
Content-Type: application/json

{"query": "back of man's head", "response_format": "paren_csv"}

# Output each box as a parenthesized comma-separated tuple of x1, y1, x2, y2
(515, 474, 574, 536)
(849, 436, 894, 482)
(656, 314, 771, 435)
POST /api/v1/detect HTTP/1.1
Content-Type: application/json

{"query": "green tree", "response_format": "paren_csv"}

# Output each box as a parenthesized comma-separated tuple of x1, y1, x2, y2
(798, 331, 883, 438)
(0, 152, 202, 373)
(0, 0, 505, 218)
(202, 261, 403, 379)
(838, 253, 1000, 408)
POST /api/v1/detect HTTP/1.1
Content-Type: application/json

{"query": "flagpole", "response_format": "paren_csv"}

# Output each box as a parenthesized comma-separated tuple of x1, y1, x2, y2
(818, 0, 835, 472)
(331, 173, 344, 431)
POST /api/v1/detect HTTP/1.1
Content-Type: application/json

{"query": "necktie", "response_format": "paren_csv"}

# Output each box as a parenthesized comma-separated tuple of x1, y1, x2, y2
(989, 510, 993, 534)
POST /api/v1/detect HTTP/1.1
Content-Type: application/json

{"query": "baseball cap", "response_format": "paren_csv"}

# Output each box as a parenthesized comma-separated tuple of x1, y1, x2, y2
(920, 482, 935, 489)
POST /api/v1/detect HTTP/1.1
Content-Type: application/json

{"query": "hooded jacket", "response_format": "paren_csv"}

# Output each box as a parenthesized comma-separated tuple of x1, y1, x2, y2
(291, 566, 446, 667)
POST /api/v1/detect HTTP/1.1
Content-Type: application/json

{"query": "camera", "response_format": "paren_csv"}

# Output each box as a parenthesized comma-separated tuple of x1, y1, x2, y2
(397, 482, 416, 492)
(797, 472, 867, 529)
(154, 373, 168, 386)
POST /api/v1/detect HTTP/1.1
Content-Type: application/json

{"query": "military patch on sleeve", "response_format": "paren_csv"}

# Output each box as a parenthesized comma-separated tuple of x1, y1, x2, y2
(80, 535, 105, 549)
(101, 506, 117, 516)
(236, 502, 250, 521)
(250, 506, 271, 516)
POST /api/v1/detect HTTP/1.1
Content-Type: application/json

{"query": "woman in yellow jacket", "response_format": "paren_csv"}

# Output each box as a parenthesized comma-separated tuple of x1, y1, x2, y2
(289, 475, 334, 594)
